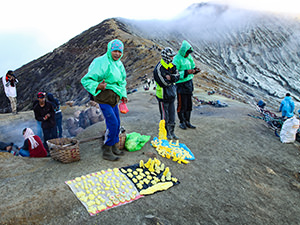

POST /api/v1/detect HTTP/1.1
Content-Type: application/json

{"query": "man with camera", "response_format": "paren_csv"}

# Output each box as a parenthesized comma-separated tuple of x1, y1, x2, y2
(2, 70, 18, 114)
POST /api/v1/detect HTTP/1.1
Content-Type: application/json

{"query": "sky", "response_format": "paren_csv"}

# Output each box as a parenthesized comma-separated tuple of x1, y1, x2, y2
(0, 0, 300, 78)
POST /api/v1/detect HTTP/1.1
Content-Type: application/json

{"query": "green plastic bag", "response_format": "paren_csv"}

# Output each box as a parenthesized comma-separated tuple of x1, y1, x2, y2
(125, 132, 151, 152)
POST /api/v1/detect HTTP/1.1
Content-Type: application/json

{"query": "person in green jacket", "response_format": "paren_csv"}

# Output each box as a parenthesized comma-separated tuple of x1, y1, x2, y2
(81, 39, 128, 161)
(173, 40, 200, 130)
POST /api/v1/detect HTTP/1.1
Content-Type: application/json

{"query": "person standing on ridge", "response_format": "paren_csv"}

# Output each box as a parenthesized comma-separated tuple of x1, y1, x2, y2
(81, 39, 128, 161)
(173, 40, 200, 130)
(279, 93, 295, 119)
(2, 70, 18, 114)
(47, 93, 63, 138)
(33, 92, 57, 152)
(153, 47, 180, 140)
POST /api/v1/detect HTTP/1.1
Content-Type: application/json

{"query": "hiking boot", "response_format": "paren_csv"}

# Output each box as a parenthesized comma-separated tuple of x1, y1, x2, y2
(103, 145, 119, 161)
(179, 123, 187, 130)
(112, 144, 124, 156)
(186, 121, 196, 129)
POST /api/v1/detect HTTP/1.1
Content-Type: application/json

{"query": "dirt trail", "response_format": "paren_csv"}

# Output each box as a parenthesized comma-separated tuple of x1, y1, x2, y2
(1, 88, 300, 225)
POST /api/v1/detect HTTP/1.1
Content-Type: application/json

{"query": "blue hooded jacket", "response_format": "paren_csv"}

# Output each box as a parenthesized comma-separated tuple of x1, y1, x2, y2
(279, 96, 295, 118)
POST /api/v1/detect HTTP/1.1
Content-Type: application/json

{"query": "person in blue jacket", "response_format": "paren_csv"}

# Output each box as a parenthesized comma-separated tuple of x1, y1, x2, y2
(279, 93, 295, 119)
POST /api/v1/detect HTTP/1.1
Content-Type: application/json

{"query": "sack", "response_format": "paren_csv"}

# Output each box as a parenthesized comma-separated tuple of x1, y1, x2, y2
(280, 116, 300, 143)
(93, 89, 120, 107)
(125, 132, 151, 152)
(119, 102, 129, 114)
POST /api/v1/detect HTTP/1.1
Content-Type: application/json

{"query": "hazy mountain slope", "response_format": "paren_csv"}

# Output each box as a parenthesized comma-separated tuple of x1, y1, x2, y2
(122, 3, 300, 108)
(0, 19, 162, 112)
(1, 2, 300, 112)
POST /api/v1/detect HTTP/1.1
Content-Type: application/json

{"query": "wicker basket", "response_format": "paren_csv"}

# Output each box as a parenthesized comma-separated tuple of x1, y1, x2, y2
(47, 138, 80, 163)
(118, 132, 126, 150)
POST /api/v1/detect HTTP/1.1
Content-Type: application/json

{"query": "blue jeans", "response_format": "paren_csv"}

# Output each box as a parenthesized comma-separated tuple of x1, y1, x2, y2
(55, 111, 63, 138)
(99, 104, 120, 146)
(37, 121, 43, 141)
(19, 149, 30, 157)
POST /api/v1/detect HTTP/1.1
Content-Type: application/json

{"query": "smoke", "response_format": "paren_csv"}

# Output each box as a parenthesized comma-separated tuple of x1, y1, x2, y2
(0, 117, 37, 147)
(122, 2, 262, 43)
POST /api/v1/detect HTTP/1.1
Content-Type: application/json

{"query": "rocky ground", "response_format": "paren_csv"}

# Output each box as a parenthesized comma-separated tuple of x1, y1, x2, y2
(1, 86, 300, 225)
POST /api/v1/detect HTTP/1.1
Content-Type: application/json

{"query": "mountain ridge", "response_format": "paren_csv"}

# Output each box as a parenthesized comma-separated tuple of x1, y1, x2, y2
(1, 3, 300, 112)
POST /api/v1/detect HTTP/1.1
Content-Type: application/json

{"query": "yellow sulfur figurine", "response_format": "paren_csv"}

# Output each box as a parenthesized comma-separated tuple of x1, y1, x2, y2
(158, 120, 167, 140)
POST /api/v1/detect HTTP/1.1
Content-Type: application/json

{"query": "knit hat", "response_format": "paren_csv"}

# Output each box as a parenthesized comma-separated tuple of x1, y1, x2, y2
(111, 39, 124, 53)
(161, 47, 176, 64)
(37, 92, 46, 99)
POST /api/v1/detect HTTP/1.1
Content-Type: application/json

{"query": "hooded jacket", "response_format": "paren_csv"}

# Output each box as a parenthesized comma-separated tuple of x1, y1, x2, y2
(153, 59, 180, 102)
(172, 40, 195, 94)
(81, 39, 127, 100)
(279, 96, 295, 118)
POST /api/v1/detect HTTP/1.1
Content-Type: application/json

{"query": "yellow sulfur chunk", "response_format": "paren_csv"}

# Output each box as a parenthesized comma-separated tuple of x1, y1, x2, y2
(133, 171, 138, 176)
(75, 177, 81, 182)
(163, 167, 169, 176)
(161, 175, 165, 182)
(166, 172, 172, 181)
(136, 175, 143, 180)
(154, 158, 161, 166)
(66, 181, 72, 185)
(144, 158, 152, 168)
(127, 168, 132, 173)
(171, 177, 178, 183)
(139, 160, 144, 168)
(140, 182, 173, 195)
(88, 206, 97, 214)
(158, 120, 167, 140)
(127, 173, 133, 178)
(149, 160, 155, 172)
(107, 169, 112, 172)
(136, 168, 143, 172)
(98, 205, 106, 211)
(87, 200, 95, 207)
(160, 163, 165, 172)
(121, 168, 127, 173)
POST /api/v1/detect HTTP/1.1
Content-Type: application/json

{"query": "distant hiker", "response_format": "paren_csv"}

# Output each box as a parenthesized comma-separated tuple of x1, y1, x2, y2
(33, 92, 57, 152)
(81, 39, 127, 161)
(2, 70, 18, 114)
(173, 40, 200, 130)
(33, 100, 43, 141)
(279, 93, 295, 119)
(147, 78, 151, 87)
(18, 128, 47, 157)
(153, 47, 180, 140)
(47, 93, 63, 138)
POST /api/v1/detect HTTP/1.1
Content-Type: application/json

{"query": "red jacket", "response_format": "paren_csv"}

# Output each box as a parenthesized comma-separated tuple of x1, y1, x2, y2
(28, 135, 48, 157)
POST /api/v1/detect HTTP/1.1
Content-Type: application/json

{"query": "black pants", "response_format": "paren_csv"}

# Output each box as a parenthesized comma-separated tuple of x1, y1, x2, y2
(43, 126, 57, 151)
(157, 97, 176, 126)
(177, 93, 193, 123)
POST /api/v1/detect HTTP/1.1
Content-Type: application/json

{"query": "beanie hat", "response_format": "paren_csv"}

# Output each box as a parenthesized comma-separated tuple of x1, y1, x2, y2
(161, 47, 176, 64)
(111, 39, 124, 53)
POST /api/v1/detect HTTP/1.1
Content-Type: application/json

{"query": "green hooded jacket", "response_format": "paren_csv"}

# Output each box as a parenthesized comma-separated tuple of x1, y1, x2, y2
(81, 39, 127, 99)
(172, 40, 195, 84)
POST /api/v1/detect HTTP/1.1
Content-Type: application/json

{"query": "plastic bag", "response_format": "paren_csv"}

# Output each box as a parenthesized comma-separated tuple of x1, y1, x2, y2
(280, 116, 300, 143)
(119, 99, 129, 114)
(125, 132, 151, 152)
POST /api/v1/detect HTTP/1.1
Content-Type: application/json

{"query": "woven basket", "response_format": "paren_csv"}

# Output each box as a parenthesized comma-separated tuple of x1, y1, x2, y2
(47, 138, 80, 163)
(118, 132, 126, 150)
